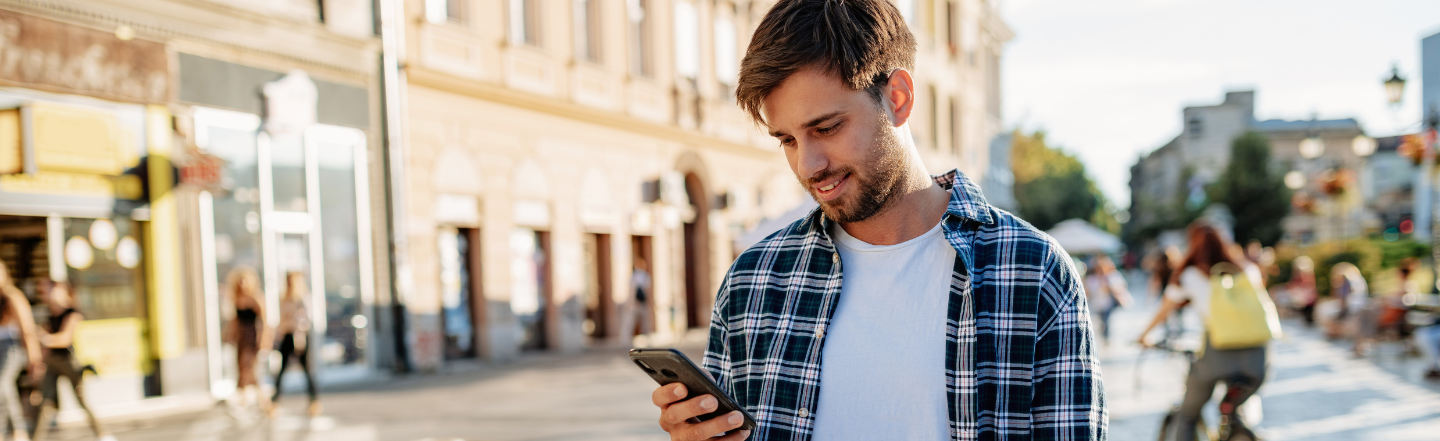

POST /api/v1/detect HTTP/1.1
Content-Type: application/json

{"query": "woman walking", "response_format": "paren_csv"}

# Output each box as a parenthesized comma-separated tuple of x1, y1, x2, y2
(272, 271, 320, 416)
(33, 281, 113, 441)
(225, 267, 271, 416)
(1084, 255, 1132, 346)
(1137, 223, 1271, 441)
(0, 263, 40, 441)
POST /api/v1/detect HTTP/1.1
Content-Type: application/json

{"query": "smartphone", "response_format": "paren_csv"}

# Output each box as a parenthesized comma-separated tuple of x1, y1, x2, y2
(630, 348, 757, 431)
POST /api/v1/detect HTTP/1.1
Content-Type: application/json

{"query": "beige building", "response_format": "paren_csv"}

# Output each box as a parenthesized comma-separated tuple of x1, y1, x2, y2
(0, 0, 393, 420)
(392, 0, 1011, 369)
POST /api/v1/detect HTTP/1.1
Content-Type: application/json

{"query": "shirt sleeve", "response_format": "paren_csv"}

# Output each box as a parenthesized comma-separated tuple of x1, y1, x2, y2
(1031, 247, 1107, 440)
(701, 276, 734, 398)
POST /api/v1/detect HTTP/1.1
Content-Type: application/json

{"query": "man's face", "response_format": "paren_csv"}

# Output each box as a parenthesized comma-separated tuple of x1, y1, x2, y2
(762, 68, 910, 224)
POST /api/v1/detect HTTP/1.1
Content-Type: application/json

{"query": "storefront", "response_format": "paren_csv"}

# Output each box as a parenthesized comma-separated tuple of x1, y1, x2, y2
(180, 58, 381, 392)
(0, 8, 178, 412)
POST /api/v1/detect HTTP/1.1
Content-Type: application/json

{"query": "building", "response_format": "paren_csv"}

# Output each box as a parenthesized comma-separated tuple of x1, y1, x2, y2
(1127, 90, 1370, 248)
(0, 0, 392, 420)
(389, 0, 1011, 369)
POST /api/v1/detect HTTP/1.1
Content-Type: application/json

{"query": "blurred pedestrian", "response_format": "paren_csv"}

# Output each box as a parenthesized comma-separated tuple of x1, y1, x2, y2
(224, 267, 271, 416)
(0, 262, 39, 441)
(1288, 256, 1318, 327)
(1136, 223, 1271, 441)
(1415, 312, 1440, 379)
(1149, 246, 1182, 302)
(1085, 255, 1132, 346)
(1328, 262, 1368, 340)
(271, 271, 319, 417)
(32, 281, 112, 441)
(621, 258, 653, 342)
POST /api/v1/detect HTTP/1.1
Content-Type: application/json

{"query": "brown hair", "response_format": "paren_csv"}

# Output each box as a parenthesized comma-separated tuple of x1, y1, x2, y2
(736, 0, 917, 125)
(1172, 222, 1246, 285)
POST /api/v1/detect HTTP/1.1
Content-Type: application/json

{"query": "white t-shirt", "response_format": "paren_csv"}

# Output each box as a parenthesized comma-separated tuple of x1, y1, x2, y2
(811, 222, 954, 440)
(1164, 264, 1264, 321)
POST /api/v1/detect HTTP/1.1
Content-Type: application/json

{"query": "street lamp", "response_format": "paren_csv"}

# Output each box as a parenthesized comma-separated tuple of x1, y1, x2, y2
(1284, 171, 1306, 189)
(1385, 65, 1407, 107)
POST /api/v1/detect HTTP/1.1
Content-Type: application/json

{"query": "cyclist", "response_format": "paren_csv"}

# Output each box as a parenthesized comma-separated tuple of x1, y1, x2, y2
(1137, 222, 1268, 441)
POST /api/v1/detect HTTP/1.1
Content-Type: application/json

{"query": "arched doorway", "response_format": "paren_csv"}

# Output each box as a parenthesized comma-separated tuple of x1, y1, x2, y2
(682, 173, 711, 329)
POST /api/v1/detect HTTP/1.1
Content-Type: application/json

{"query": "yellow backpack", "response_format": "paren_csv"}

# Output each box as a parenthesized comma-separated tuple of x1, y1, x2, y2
(1206, 262, 1283, 350)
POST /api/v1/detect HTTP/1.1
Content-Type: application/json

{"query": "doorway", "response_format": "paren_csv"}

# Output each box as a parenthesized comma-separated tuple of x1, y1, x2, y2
(582, 233, 613, 341)
(511, 228, 551, 351)
(630, 235, 654, 336)
(439, 227, 483, 359)
(682, 173, 710, 329)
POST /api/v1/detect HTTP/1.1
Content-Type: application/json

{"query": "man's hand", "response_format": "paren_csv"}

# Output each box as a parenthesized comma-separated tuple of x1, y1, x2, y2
(652, 383, 750, 441)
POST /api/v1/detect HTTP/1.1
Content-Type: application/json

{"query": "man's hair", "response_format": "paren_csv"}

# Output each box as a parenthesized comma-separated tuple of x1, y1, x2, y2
(736, 0, 917, 125)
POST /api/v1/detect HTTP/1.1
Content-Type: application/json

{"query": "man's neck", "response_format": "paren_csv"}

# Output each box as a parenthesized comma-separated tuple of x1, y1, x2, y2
(836, 170, 950, 246)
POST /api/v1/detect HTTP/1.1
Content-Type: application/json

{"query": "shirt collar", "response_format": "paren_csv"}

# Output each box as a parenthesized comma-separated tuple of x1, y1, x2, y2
(807, 168, 995, 234)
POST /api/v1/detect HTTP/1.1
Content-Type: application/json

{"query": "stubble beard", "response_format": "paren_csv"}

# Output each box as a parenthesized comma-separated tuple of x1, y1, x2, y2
(804, 112, 912, 224)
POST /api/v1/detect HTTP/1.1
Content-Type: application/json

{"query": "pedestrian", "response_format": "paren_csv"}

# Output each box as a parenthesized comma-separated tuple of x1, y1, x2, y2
(271, 271, 320, 417)
(0, 262, 40, 441)
(1415, 310, 1440, 380)
(224, 267, 272, 416)
(1136, 222, 1273, 441)
(650, 1, 1105, 438)
(1327, 262, 1367, 340)
(32, 281, 114, 441)
(620, 258, 653, 343)
(1288, 256, 1318, 326)
(1085, 255, 1133, 346)
(1149, 246, 1181, 302)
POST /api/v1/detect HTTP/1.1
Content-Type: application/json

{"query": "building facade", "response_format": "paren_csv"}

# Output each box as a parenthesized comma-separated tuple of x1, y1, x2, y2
(1127, 90, 1371, 248)
(391, 0, 1011, 369)
(0, 0, 393, 420)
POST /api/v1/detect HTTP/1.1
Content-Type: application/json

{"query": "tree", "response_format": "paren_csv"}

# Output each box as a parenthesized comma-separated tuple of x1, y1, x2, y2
(1011, 130, 1117, 232)
(1210, 132, 1292, 246)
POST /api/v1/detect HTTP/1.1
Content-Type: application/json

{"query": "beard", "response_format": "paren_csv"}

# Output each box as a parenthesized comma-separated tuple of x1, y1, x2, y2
(801, 112, 911, 224)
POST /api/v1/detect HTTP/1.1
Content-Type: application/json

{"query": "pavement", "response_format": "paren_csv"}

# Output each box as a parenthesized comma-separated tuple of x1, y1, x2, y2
(41, 293, 1440, 441)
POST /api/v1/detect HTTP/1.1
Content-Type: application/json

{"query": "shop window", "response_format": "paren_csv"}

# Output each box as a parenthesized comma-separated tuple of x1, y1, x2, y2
(511, 228, 550, 351)
(439, 227, 479, 359)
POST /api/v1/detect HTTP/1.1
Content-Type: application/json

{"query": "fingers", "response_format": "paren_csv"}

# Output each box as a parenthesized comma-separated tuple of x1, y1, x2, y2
(681, 411, 746, 441)
(661, 394, 717, 427)
(652, 383, 688, 407)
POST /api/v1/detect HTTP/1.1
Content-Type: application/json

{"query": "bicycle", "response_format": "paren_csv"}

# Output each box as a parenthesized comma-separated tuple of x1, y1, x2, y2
(1139, 337, 1262, 441)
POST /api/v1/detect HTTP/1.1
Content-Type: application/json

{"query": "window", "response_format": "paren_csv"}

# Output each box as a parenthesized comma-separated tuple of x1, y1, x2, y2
(928, 85, 939, 150)
(898, 0, 917, 26)
(425, 0, 466, 24)
(946, 1, 958, 53)
(715, 10, 739, 98)
(950, 97, 961, 155)
(574, 0, 603, 63)
(629, 0, 652, 77)
(1187, 116, 1203, 137)
(673, 1, 700, 80)
(509, 0, 542, 47)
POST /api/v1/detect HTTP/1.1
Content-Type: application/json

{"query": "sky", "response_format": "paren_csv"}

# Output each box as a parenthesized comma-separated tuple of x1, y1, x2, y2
(1001, 0, 1440, 209)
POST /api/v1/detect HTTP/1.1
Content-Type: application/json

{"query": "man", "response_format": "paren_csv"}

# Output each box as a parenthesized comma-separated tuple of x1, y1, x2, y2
(649, 1, 1106, 440)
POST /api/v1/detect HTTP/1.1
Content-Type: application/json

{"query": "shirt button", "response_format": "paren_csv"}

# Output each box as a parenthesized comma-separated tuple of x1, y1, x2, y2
(816, 325, 826, 339)
(832, 252, 839, 264)
(798, 408, 809, 418)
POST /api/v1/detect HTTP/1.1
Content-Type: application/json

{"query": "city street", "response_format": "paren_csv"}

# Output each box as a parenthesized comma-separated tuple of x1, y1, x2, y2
(43, 296, 1440, 441)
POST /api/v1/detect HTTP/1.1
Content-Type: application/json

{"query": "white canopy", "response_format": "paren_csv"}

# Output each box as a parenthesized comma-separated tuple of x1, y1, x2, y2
(1045, 218, 1122, 255)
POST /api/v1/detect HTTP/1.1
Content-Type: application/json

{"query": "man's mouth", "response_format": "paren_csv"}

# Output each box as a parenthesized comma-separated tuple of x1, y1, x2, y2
(812, 173, 849, 200)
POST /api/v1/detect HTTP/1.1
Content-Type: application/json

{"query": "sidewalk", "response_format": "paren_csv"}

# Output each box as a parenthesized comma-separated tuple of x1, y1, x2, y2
(1102, 295, 1440, 441)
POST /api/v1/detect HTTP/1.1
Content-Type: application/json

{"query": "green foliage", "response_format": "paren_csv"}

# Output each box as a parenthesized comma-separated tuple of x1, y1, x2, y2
(1011, 130, 1117, 232)
(1209, 132, 1292, 247)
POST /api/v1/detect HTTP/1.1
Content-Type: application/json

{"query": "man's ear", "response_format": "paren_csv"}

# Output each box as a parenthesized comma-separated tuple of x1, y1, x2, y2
(882, 68, 916, 127)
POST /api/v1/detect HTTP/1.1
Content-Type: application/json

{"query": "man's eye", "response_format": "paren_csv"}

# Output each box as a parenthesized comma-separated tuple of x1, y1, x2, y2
(779, 137, 795, 147)
(817, 123, 841, 135)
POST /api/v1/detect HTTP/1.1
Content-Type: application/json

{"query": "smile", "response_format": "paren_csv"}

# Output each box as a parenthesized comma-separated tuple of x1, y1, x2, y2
(812, 173, 849, 201)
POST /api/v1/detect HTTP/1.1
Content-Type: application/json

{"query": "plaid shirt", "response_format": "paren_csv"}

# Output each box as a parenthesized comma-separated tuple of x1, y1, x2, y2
(704, 170, 1106, 441)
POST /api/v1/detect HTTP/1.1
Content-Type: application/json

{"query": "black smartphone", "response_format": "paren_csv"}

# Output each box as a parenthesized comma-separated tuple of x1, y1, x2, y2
(629, 348, 757, 431)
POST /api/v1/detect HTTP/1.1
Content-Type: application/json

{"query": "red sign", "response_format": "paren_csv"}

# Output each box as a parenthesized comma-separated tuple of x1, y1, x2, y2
(179, 151, 224, 192)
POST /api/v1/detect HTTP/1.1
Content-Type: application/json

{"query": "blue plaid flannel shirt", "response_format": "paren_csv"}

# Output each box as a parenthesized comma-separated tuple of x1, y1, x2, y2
(703, 169, 1106, 440)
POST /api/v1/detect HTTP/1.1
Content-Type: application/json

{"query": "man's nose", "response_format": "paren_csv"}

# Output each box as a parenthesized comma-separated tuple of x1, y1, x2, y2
(795, 139, 829, 183)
